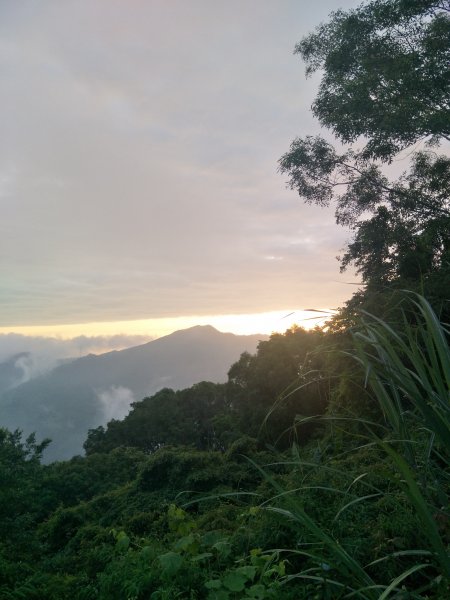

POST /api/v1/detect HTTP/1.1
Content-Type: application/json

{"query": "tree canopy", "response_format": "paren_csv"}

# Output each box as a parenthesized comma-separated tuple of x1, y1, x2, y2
(280, 0, 450, 318)
(297, 0, 450, 160)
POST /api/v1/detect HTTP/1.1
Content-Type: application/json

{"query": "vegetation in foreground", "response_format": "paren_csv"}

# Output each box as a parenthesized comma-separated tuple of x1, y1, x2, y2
(1, 0, 449, 597)
(1, 293, 448, 598)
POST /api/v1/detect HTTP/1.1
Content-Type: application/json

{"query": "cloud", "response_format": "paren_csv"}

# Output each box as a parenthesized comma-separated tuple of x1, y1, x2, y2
(0, 0, 361, 328)
(12, 354, 36, 386)
(0, 333, 153, 385)
(96, 386, 135, 424)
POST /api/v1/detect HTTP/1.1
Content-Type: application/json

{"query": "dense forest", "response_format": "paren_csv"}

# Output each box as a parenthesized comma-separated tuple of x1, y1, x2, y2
(1, 1, 449, 598)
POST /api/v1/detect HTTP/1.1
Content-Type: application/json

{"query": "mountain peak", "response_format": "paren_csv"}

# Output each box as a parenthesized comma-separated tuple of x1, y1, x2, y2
(167, 324, 220, 336)
(1, 325, 266, 462)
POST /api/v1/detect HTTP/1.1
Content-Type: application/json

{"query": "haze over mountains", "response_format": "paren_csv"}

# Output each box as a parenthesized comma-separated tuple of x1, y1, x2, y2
(0, 326, 266, 462)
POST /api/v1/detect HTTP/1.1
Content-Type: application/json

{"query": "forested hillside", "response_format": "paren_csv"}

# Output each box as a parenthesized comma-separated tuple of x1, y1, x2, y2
(0, 326, 265, 462)
(1, 0, 449, 598)
(1, 295, 449, 598)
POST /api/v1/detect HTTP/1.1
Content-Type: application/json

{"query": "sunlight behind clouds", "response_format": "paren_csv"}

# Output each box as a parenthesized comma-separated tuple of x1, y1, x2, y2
(0, 309, 332, 341)
(0, 0, 360, 328)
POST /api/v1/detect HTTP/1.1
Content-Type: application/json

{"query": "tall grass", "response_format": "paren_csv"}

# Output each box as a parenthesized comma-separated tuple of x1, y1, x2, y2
(353, 293, 450, 463)
(258, 293, 450, 598)
(352, 294, 450, 581)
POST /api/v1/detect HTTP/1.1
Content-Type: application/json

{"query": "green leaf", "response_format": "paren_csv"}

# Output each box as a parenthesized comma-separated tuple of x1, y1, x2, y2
(115, 531, 130, 553)
(223, 572, 247, 592)
(247, 584, 267, 599)
(213, 540, 232, 559)
(191, 552, 213, 562)
(207, 591, 229, 600)
(159, 551, 183, 576)
(236, 565, 257, 581)
(202, 531, 224, 547)
(173, 533, 199, 554)
(205, 579, 222, 590)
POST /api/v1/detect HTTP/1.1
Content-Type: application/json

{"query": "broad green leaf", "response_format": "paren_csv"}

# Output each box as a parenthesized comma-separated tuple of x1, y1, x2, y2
(247, 584, 267, 599)
(205, 579, 222, 590)
(223, 572, 247, 592)
(159, 551, 183, 576)
(236, 565, 257, 580)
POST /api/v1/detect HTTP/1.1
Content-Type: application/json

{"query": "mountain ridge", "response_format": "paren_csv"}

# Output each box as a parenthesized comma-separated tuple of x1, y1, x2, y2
(0, 325, 267, 462)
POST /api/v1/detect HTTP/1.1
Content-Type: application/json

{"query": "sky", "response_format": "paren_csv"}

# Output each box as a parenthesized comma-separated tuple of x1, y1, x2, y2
(0, 0, 362, 345)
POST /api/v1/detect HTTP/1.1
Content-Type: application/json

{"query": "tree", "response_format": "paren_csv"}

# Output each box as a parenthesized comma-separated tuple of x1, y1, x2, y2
(84, 383, 231, 455)
(228, 327, 328, 445)
(0, 429, 49, 522)
(297, 0, 450, 160)
(0, 429, 50, 585)
(280, 0, 450, 318)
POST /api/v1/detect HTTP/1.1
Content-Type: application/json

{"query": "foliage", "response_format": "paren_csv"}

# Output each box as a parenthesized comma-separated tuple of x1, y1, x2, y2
(228, 326, 329, 446)
(279, 0, 450, 321)
(2, 1, 449, 598)
(280, 139, 450, 292)
(84, 328, 328, 456)
(84, 383, 231, 455)
(1, 297, 449, 598)
(253, 295, 450, 598)
(0, 429, 50, 536)
(353, 294, 450, 577)
(296, 0, 450, 160)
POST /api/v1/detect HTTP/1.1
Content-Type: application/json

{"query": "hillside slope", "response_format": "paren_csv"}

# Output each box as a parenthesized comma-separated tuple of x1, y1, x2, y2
(0, 326, 266, 461)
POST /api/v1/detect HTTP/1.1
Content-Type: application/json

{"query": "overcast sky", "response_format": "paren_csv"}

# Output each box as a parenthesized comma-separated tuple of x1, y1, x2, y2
(0, 0, 362, 336)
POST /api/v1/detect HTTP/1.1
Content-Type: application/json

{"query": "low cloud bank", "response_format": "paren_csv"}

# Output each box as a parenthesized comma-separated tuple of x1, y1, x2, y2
(0, 333, 153, 387)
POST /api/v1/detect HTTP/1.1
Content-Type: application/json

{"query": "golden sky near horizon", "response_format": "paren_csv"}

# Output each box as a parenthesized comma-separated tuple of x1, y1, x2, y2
(0, 0, 361, 342)
(0, 309, 332, 341)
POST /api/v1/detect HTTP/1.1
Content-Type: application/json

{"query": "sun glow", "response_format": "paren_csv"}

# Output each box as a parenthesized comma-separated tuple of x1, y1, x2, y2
(0, 310, 333, 341)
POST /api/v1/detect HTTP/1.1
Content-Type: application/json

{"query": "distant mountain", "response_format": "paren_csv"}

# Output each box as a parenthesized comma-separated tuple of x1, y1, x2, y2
(0, 326, 266, 462)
